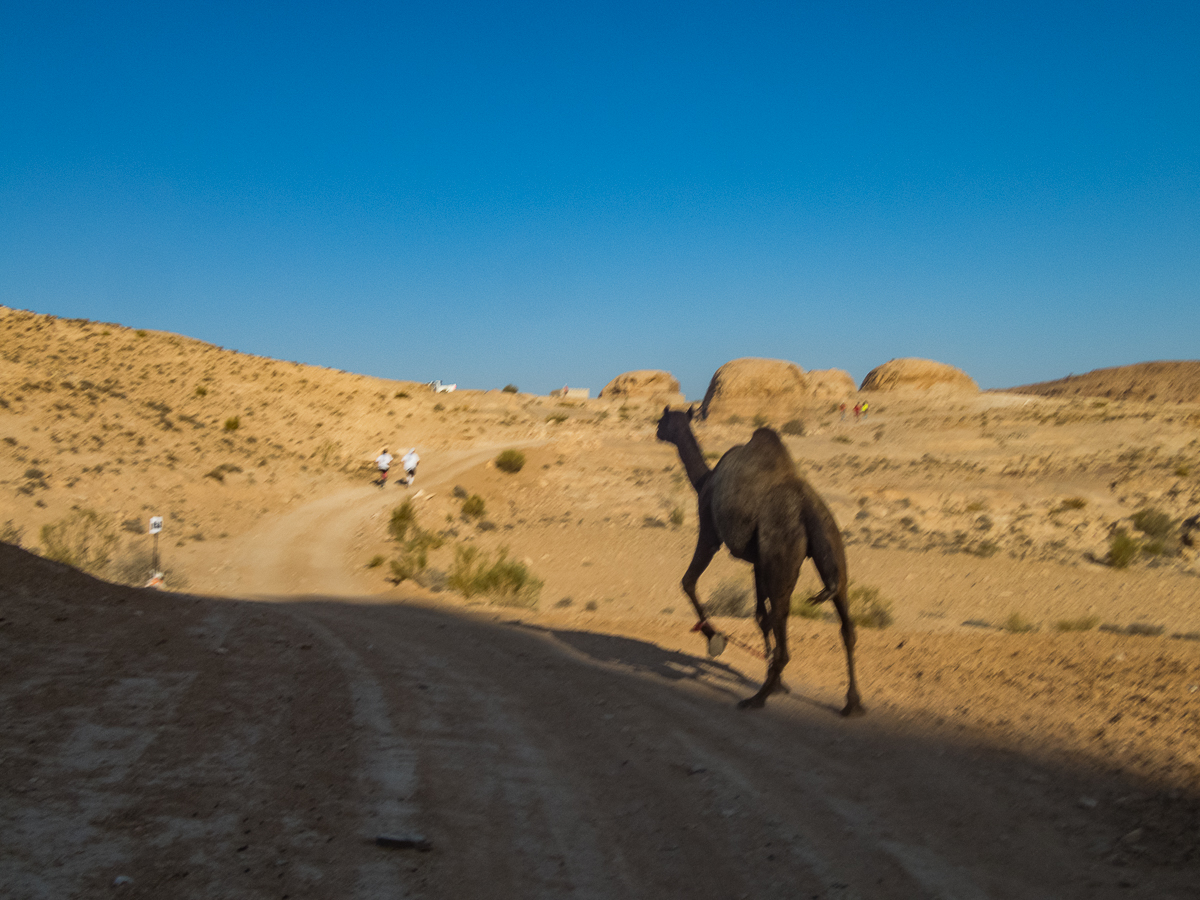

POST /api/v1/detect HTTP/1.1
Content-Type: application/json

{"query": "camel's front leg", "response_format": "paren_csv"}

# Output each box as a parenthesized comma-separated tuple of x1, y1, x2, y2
(681, 511, 721, 638)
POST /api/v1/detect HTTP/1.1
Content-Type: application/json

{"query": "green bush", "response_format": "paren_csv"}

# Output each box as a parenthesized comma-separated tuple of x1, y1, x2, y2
(780, 419, 806, 436)
(1131, 507, 1175, 539)
(223, 416, 240, 432)
(502, 384, 519, 393)
(448, 545, 542, 608)
(389, 501, 417, 542)
(1108, 529, 1140, 568)
(847, 584, 894, 629)
(460, 494, 486, 519)
(790, 599, 825, 619)
(1002, 611, 1039, 633)
(495, 449, 526, 473)
(40, 508, 118, 576)
(1053, 615, 1099, 632)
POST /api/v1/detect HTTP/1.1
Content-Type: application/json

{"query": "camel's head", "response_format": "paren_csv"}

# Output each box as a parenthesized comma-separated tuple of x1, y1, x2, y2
(655, 405, 695, 443)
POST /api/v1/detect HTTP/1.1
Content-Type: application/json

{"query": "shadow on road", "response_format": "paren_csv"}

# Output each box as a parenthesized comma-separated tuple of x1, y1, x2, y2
(515, 621, 761, 698)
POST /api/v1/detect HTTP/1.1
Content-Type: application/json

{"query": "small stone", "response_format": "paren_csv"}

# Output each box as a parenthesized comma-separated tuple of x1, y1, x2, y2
(376, 834, 432, 852)
(113, 875, 134, 887)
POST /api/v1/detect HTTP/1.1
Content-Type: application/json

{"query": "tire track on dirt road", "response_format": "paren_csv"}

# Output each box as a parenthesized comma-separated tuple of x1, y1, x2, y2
(278, 597, 1197, 899)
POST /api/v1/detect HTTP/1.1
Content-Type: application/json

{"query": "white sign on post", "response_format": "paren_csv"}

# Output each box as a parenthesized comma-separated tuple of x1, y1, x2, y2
(148, 516, 164, 535)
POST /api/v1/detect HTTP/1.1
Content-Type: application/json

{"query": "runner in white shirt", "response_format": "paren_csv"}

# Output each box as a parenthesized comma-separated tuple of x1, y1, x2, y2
(375, 449, 393, 487)
(401, 448, 419, 485)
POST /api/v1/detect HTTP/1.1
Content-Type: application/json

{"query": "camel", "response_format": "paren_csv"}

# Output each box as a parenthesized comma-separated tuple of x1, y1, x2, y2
(656, 406, 864, 715)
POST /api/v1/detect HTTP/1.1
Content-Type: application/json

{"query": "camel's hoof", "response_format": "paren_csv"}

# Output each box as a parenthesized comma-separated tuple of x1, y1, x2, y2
(706, 633, 726, 658)
(737, 695, 766, 710)
(840, 701, 866, 718)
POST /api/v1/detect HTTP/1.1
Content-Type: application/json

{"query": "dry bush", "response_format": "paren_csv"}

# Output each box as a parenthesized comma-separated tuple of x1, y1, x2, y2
(707, 578, 752, 618)
(448, 545, 541, 608)
(40, 508, 118, 576)
(847, 584, 893, 629)
(1003, 611, 1039, 633)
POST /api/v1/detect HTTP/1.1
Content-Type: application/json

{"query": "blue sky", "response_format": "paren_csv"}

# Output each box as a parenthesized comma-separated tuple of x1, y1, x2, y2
(2, 1, 1197, 398)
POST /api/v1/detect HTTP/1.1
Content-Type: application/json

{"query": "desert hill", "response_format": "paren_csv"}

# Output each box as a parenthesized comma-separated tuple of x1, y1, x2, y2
(5, 307, 1200, 893)
(1007, 361, 1200, 404)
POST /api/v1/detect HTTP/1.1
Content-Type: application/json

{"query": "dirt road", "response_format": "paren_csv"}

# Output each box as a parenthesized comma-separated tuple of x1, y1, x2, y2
(3, 454, 1198, 898)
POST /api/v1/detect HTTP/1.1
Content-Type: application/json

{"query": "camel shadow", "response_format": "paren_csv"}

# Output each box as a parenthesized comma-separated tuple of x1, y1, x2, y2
(514, 622, 762, 701)
(514, 621, 850, 716)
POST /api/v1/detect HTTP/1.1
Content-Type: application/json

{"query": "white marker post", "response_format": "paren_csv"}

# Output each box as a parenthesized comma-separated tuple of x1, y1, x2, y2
(148, 516, 163, 579)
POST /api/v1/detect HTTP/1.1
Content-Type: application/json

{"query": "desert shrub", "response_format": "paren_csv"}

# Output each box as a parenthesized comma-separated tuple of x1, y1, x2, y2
(790, 595, 826, 619)
(448, 545, 542, 608)
(1131, 507, 1175, 540)
(389, 547, 427, 584)
(1108, 529, 1140, 568)
(389, 501, 418, 542)
(135, 329, 148, 338)
(546, 413, 568, 424)
(495, 449, 526, 473)
(223, 416, 240, 432)
(847, 585, 893, 629)
(194, 385, 207, 397)
(40, 508, 118, 575)
(780, 419, 806, 436)
(1, 520, 25, 546)
(1051, 497, 1088, 515)
(707, 579, 752, 617)
(367, 555, 385, 568)
(204, 463, 242, 483)
(833, 435, 853, 444)
(669, 506, 685, 528)
(460, 494, 486, 520)
(1002, 611, 1039, 633)
(385, 502, 443, 584)
(313, 440, 342, 468)
(1053, 615, 1099, 632)
(452, 485, 468, 499)
(502, 384, 519, 393)
(642, 516, 666, 528)
(752, 415, 769, 428)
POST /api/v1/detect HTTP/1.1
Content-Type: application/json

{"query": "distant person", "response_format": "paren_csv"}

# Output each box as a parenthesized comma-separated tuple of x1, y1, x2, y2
(839, 402, 847, 421)
(402, 447, 420, 485)
(376, 448, 393, 487)
(861, 400, 869, 419)
(853, 403, 862, 421)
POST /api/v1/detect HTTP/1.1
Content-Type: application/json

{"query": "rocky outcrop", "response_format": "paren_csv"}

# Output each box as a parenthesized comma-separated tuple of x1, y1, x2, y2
(860, 358, 978, 394)
(806, 368, 857, 401)
(599, 370, 684, 404)
(699, 358, 810, 420)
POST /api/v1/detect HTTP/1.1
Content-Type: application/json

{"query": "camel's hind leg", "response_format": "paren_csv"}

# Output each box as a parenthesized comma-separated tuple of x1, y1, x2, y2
(738, 558, 798, 709)
(808, 531, 864, 717)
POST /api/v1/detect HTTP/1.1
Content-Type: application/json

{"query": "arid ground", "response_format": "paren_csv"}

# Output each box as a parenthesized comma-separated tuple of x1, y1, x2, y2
(2, 306, 1199, 898)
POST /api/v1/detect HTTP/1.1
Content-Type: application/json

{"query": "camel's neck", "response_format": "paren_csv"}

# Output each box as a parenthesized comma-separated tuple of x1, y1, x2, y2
(669, 427, 712, 491)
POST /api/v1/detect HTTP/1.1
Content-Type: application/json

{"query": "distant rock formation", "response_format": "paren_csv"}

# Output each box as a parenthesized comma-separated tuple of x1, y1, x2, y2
(806, 368, 857, 401)
(860, 358, 978, 394)
(599, 370, 684, 404)
(699, 358, 810, 420)
(1006, 361, 1200, 404)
